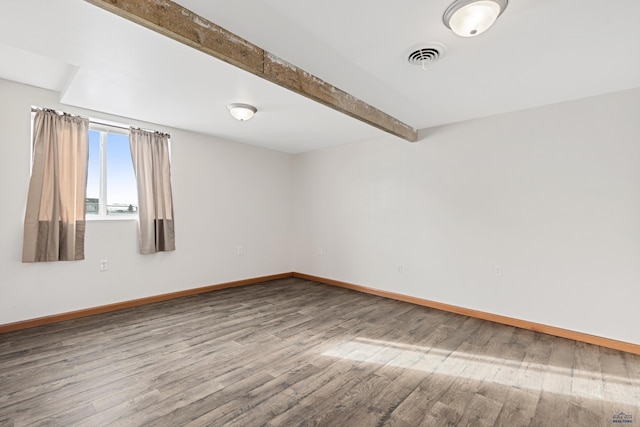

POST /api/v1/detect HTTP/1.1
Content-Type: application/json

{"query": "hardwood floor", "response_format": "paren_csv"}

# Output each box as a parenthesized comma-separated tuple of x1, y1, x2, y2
(1, 277, 638, 426)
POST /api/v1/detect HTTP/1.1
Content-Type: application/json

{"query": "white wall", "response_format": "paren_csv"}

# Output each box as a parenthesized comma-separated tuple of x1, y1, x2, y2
(0, 79, 292, 325)
(293, 88, 640, 345)
(4, 77, 640, 347)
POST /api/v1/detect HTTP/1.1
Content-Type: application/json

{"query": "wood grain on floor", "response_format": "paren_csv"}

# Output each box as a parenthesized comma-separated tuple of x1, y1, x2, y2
(1, 278, 638, 426)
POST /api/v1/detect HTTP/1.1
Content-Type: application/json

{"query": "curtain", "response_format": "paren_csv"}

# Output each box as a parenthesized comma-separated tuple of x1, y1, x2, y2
(22, 109, 89, 262)
(129, 128, 175, 254)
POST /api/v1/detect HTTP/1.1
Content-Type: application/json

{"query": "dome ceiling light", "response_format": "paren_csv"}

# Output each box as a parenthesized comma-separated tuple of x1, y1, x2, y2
(227, 103, 257, 121)
(443, 0, 508, 37)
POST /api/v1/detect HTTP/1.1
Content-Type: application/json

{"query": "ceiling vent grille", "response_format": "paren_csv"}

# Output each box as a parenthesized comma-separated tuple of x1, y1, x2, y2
(406, 43, 446, 67)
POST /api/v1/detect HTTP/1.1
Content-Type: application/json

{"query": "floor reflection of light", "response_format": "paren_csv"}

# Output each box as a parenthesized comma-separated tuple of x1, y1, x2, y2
(321, 337, 640, 406)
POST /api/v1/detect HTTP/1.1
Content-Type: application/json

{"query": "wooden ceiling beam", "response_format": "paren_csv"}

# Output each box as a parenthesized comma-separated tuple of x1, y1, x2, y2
(84, 0, 418, 142)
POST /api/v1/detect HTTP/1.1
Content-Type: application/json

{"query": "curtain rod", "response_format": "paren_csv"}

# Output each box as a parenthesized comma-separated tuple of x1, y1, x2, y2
(31, 107, 171, 138)
(90, 118, 130, 131)
(31, 106, 87, 120)
(130, 127, 171, 138)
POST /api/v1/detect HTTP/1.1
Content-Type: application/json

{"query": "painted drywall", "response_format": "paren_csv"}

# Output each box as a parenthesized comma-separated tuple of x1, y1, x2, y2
(292, 87, 640, 345)
(4, 76, 640, 347)
(0, 79, 292, 325)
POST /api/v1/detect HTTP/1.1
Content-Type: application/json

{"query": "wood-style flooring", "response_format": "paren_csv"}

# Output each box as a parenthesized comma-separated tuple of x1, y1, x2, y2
(1, 277, 639, 426)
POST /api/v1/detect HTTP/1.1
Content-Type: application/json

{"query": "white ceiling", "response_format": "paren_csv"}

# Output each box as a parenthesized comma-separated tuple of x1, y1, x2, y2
(1, 0, 639, 153)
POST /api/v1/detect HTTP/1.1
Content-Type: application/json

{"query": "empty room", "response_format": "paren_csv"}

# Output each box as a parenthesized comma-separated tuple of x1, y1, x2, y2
(1, 0, 640, 426)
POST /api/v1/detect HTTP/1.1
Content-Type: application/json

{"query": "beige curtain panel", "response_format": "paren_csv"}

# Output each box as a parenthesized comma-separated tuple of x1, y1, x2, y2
(22, 109, 89, 262)
(130, 128, 175, 254)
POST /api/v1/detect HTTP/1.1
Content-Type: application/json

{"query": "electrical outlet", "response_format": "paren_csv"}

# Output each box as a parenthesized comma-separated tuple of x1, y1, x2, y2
(318, 247, 323, 256)
(100, 259, 108, 271)
(237, 246, 244, 255)
(494, 265, 503, 276)
(397, 265, 403, 274)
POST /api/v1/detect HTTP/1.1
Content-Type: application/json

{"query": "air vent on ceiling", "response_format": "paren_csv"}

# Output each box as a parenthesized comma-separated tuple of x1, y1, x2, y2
(406, 43, 446, 67)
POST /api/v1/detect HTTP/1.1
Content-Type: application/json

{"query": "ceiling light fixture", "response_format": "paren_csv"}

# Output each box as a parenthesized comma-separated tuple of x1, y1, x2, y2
(443, 0, 508, 37)
(227, 103, 257, 121)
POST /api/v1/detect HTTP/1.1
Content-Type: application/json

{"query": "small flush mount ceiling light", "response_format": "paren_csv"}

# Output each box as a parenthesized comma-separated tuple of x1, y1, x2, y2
(443, 0, 508, 37)
(227, 103, 257, 121)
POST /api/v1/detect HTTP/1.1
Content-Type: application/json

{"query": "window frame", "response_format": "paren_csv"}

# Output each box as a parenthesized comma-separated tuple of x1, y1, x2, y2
(86, 123, 138, 221)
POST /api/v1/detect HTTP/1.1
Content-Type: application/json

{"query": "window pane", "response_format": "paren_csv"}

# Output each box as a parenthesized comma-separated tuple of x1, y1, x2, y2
(106, 133, 138, 215)
(86, 130, 101, 215)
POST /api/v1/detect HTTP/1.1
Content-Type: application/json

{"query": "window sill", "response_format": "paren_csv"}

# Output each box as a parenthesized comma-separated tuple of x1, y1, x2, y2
(86, 215, 138, 222)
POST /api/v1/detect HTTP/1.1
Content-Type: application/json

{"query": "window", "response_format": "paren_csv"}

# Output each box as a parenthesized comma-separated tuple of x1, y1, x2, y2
(86, 126, 138, 217)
